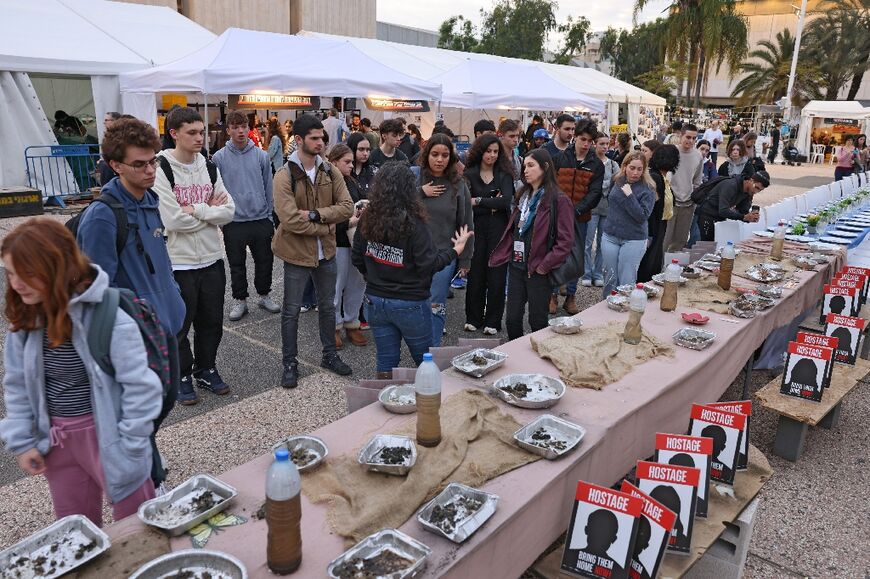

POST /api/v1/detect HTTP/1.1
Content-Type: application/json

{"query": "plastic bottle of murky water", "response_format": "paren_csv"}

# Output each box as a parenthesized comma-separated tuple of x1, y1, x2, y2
(718, 241, 736, 291)
(415, 353, 442, 447)
(771, 220, 786, 261)
(266, 448, 302, 574)
(660, 259, 682, 312)
(624, 284, 647, 345)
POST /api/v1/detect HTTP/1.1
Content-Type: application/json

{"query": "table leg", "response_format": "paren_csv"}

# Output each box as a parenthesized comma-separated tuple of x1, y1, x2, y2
(741, 357, 753, 400)
(818, 402, 842, 430)
(772, 415, 808, 462)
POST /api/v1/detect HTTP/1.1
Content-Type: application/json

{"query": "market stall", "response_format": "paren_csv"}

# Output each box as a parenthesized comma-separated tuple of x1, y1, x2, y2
(795, 100, 870, 157)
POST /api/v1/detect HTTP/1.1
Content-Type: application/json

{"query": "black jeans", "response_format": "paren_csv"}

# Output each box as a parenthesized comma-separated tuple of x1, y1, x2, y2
(506, 264, 552, 341)
(150, 333, 179, 486)
(174, 260, 226, 375)
(222, 218, 274, 300)
(281, 258, 337, 365)
(466, 213, 508, 330)
(698, 213, 717, 242)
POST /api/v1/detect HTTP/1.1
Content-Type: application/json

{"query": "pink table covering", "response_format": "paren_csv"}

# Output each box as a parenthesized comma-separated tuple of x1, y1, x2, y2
(110, 258, 837, 578)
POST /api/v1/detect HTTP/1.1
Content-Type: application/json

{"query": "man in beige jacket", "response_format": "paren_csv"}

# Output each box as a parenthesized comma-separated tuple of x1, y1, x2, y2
(272, 114, 354, 388)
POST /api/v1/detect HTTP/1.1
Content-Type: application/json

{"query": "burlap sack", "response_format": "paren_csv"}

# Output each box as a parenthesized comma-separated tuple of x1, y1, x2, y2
(530, 321, 674, 390)
(301, 389, 539, 543)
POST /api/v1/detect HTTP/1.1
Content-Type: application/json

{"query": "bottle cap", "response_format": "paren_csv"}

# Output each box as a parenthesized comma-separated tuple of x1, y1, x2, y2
(611, 290, 618, 296)
(275, 448, 290, 461)
(727, 241, 734, 245)
(671, 259, 679, 263)
(636, 283, 644, 289)
(423, 353, 433, 361)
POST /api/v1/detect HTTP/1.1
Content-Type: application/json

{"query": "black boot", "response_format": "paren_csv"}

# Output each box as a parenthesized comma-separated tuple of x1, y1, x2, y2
(282, 362, 299, 389)
(321, 353, 352, 376)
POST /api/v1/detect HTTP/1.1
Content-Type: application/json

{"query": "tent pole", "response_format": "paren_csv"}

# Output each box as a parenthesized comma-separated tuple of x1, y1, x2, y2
(204, 93, 210, 157)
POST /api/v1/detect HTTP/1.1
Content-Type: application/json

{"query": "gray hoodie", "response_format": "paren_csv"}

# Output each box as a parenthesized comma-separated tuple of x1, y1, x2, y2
(0, 266, 163, 502)
(212, 139, 274, 222)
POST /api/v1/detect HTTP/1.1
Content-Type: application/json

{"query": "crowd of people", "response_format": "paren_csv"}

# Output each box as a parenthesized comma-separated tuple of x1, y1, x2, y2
(1, 105, 777, 528)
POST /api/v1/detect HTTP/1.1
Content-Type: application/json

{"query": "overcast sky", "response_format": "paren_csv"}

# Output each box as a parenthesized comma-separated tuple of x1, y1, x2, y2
(376, 0, 665, 36)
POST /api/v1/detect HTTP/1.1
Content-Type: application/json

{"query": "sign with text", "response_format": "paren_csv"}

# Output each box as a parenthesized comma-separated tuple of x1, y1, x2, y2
(363, 98, 430, 112)
(687, 404, 745, 485)
(780, 342, 833, 402)
(635, 461, 700, 555)
(228, 94, 320, 110)
(654, 433, 713, 517)
(825, 313, 865, 365)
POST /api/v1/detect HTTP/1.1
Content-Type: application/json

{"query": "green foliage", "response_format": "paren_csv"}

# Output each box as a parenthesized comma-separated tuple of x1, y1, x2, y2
(438, 16, 479, 52)
(597, 19, 668, 88)
(804, 3, 870, 100)
(552, 16, 593, 65)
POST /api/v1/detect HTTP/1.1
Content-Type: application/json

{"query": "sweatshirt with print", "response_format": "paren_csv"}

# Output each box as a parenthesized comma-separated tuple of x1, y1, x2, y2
(211, 139, 273, 222)
(153, 150, 235, 266)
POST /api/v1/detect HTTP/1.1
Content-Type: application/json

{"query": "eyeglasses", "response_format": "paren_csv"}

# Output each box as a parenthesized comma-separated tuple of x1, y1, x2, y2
(120, 157, 159, 171)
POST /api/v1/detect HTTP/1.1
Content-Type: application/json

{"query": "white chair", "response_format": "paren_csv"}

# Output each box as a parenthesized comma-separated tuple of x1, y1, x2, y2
(795, 194, 809, 213)
(842, 179, 856, 196)
(830, 146, 840, 165)
(830, 181, 843, 199)
(810, 144, 825, 164)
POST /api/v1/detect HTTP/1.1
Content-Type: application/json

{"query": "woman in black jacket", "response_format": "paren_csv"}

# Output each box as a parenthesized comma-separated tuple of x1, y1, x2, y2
(637, 145, 680, 282)
(463, 134, 515, 335)
(352, 164, 472, 377)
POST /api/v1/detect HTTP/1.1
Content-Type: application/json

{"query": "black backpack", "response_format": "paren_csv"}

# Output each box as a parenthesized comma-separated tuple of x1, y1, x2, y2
(158, 156, 218, 191)
(690, 176, 730, 205)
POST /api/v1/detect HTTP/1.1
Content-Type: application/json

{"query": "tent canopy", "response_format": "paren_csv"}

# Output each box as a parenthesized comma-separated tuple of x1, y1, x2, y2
(119, 28, 442, 101)
(430, 59, 603, 111)
(795, 100, 870, 155)
(0, 0, 215, 75)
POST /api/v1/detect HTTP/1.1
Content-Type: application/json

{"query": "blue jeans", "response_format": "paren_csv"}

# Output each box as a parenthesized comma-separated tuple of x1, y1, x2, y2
(582, 214, 604, 283)
(554, 221, 587, 296)
(429, 258, 456, 346)
(601, 233, 648, 297)
(365, 294, 432, 373)
(687, 211, 701, 248)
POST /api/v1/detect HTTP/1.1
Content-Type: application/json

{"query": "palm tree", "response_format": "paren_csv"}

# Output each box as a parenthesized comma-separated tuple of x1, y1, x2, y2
(804, 5, 868, 100)
(731, 29, 820, 107)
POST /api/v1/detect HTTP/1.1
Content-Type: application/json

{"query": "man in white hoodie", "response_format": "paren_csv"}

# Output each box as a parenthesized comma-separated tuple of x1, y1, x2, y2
(154, 107, 236, 405)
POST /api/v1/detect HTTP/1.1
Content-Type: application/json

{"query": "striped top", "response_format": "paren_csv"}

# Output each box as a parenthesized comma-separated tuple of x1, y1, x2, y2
(43, 334, 92, 417)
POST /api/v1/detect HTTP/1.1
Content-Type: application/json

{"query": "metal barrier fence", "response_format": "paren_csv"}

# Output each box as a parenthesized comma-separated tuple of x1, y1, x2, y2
(24, 144, 101, 206)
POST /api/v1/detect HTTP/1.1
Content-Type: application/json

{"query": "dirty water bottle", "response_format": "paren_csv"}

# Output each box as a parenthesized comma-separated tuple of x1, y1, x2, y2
(718, 241, 736, 291)
(416, 353, 442, 447)
(771, 220, 786, 261)
(624, 284, 646, 345)
(266, 448, 302, 574)
(660, 259, 682, 312)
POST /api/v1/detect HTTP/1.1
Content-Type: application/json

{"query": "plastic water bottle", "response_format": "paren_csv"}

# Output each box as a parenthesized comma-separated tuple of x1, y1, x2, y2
(415, 353, 442, 447)
(771, 220, 786, 261)
(660, 259, 682, 312)
(624, 284, 647, 345)
(718, 241, 736, 291)
(266, 448, 302, 574)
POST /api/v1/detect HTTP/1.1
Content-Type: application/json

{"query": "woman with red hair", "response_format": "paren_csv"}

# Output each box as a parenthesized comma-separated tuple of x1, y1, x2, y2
(0, 218, 162, 526)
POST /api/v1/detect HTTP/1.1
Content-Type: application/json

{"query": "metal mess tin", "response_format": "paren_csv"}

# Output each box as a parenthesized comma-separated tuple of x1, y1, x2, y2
(513, 414, 586, 460)
(327, 528, 430, 579)
(651, 273, 688, 286)
(271, 435, 328, 472)
(129, 549, 247, 579)
(616, 283, 661, 299)
(0, 515, 110, 579)
(451, 348, 508, 378)
(417, 483, 499, 543)
(673, 328, 717, 351)
(729, 298, 757, 319)
(681, 266, 702, 279)
(742, 293, 775, 310)
(358, 434, 417, 476)
(548, 316, 584, 335)
(744, 263, 786, 283)
(606, 293, 630, 312)
(491, 373, 566, 409)
(379, 384, 417, 414)
(138, 474, 237, 536)
(756, 284, 783, 299)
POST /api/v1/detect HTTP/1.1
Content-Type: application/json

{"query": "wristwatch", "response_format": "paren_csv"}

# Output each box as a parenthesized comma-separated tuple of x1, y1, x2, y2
(308, 210, 320, 222)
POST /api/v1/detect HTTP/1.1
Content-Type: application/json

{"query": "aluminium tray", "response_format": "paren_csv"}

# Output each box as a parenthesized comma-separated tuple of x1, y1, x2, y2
(451, 348, 508, 378)
(358, 434, 417, 476)
(513, 414, 586, 460)
(490, 374, 565, 409)
(129, 549, 247, 579)
(138, 474, 237, 536)
(327, 528, 430, 579)
(271, 435, 328, 472)
(416, 483, 499, 543)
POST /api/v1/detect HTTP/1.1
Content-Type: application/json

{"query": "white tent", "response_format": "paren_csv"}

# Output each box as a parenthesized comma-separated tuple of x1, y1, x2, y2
(119, 27, 443, 124)
(795, 100, 870, 155)
(0, 0, 214, 193)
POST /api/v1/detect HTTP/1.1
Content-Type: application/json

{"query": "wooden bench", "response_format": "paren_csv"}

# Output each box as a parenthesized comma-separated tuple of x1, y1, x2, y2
(755, 358, 870, 461)
(530, 445, 772, 579)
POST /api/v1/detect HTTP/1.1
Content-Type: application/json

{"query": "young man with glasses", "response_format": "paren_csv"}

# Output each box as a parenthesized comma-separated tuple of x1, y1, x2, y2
(76, 117, 186, 493)
(695, 170, 769, 241)
(154, 107, 236, 405)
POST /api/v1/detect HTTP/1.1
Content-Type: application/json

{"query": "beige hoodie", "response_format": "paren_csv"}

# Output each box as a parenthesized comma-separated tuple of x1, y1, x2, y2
(153, 150, 235, 266)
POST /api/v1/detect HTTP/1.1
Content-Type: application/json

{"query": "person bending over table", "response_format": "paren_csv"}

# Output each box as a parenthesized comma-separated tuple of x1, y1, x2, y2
(696, 171, 770, 242)
(352, 163, 472, 378)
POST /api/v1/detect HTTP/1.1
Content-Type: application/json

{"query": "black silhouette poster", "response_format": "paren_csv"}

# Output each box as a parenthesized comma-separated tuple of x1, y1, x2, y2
(825, 313, 865, 365)
(562, 481, 642, 579)
(796, 332, 838, 386)
(620, 481, 677, 579)
(635, 461, 700, 555)
(687, 404, 746, 485)
(834, 271, 868, 305)
(841, 265, 870, 303)
(707, 400, 752, 470)
(654, 433, 713, 517)
(780, 342, 833, 402)
(820, 284, 859, 323)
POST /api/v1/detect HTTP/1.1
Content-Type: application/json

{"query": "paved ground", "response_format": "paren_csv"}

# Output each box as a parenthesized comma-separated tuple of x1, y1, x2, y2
(1, 162, 868, 577)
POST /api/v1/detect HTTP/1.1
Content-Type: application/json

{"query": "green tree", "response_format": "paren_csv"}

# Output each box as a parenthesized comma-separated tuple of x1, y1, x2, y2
(438, 16, 479, 52)
(597, 19, 668, 88)
(804, 7, 868, 99)
(552, 16, 593, 65)
(476, 0, 557, 60)
(731, 29, 820, 107)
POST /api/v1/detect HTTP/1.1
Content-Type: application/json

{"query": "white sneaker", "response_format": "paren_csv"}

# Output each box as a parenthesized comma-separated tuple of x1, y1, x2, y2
(300, 305, 312, 313)
(581, 279, 592, 287)
(593, 279, 604, 287)
(257, 295, 281, 313)
(229, 299, 248, 321)
(464, 323, 478, 332)
(483, 327, 497, 335)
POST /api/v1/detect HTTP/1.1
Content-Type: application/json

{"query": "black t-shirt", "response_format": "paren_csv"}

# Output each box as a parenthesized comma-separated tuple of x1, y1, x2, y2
(369, 147, 409, 169)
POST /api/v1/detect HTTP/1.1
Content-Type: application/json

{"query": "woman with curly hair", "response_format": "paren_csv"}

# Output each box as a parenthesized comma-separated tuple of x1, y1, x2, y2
(463, 134, 514, 335)
(352, 164, 472, 376)
(418, 133, 475, 346)
(637, 145, 680, 282)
